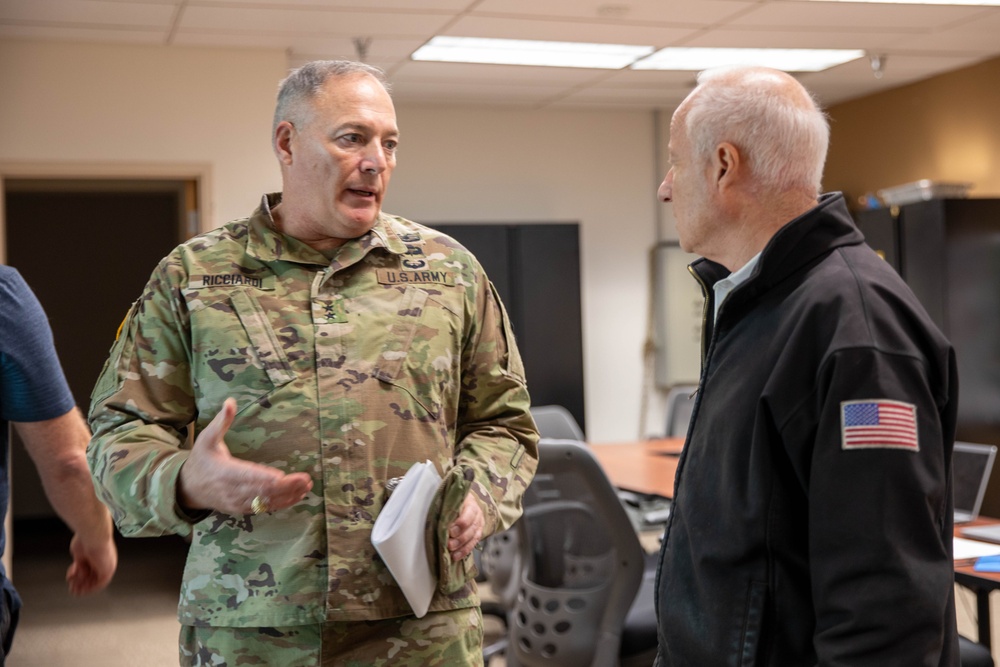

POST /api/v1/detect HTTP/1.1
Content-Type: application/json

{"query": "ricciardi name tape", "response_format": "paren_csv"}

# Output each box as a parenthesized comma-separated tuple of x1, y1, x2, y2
(376, 269, 455, 286)
(841, 399, 918, 451)
(188, 274, 274, 290)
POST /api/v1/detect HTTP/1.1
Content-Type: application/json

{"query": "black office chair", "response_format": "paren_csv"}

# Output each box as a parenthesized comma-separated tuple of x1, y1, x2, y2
(960, 636, 994, 667)
(483, 406, 585, 664)
(480, 526, 522, 665)
(663, 384, 698, 438)
(505, 439, 658, 666)
(530, 404, 585, 441)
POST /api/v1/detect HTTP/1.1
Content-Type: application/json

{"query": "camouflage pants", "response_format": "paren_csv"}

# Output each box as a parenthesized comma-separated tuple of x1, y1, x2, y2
(178, 606, 484, 666)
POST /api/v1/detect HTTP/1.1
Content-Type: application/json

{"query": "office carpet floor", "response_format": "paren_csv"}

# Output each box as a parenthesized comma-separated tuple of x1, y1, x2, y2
(5, 519, 994, 666)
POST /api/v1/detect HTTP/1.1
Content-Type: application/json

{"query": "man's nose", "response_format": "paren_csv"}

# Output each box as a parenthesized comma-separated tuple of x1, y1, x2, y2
(360, 146, 389, 175)
(658, 173, 673, 202)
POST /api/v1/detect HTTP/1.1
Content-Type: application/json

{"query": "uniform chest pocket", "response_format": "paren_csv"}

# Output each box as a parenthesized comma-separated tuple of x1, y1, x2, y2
(189, 288, 295, 409)
(371, 286, 462, 420)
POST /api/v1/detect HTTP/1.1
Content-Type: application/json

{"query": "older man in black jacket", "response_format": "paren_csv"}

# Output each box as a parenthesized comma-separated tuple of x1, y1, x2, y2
(654, 66, 959, 666)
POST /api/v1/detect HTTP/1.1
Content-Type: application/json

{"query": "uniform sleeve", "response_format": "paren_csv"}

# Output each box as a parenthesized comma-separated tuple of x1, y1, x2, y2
(799, 346, 956, 666)
(0, 268, 76, 422)
(453, 277, 539, 537)
(87, 257, 200, 538)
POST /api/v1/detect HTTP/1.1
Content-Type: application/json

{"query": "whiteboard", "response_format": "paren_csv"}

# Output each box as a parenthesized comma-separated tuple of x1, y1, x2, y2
(653, 242, 704, 388)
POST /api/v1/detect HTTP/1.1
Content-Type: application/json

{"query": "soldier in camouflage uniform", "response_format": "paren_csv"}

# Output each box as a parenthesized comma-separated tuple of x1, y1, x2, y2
(87, 60, 539, 666)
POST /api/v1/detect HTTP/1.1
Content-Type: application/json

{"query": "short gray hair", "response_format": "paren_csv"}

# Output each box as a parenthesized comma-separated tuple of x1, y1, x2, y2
(683, 66, 829, 196)
(273, 60, 391, 134)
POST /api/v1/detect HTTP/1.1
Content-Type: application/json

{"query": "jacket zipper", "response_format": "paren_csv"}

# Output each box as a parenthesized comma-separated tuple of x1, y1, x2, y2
(688, 263, 711, 370)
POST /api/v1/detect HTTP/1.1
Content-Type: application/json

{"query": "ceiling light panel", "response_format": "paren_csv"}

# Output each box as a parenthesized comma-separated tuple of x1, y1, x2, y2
(411, 36, 655, 69)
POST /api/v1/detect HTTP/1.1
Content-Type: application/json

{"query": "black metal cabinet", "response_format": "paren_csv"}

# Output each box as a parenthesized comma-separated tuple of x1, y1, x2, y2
(856, 199, 1000, 514)
(430, 223, 586, 432)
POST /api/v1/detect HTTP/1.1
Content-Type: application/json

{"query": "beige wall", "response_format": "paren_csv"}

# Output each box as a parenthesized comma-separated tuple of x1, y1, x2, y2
(0, 39, 664, 442)
(826, 55, 1000, 206)
(0, 40, 288, 227)
(390, 103, 661, 441)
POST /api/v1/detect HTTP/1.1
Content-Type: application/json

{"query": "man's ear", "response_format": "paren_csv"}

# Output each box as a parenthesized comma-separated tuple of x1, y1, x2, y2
(712, 141, 741, 190)
(274, 121, 295, 165)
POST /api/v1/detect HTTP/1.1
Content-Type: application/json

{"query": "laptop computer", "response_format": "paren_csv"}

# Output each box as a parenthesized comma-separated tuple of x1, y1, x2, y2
(952, 441, 997, 524)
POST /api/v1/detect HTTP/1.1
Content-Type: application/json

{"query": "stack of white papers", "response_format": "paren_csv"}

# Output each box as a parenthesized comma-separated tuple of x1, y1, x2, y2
(954, 536, 1000, 561)
(371, 460, 442, 618)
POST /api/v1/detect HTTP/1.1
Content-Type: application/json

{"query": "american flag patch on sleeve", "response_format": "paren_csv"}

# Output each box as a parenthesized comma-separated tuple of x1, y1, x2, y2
(841, 399, 919, 451)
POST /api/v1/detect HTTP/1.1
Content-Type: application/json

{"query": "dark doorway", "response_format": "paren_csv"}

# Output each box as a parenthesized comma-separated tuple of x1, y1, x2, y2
(4, 178, 194, 518)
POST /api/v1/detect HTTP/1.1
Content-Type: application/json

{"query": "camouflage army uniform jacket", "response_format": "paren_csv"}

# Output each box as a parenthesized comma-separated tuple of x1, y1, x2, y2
(88, 193, 539, 627)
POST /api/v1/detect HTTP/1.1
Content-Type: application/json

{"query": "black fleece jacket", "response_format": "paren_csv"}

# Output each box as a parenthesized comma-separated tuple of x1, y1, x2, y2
(655, 193, 959, 667)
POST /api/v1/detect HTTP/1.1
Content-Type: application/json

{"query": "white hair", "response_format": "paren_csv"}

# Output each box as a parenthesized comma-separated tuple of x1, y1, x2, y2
(682, 66, 829, 196)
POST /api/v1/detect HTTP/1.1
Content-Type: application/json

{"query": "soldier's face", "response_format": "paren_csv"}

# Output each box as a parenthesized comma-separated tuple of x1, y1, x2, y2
(283, 73, 399, 242)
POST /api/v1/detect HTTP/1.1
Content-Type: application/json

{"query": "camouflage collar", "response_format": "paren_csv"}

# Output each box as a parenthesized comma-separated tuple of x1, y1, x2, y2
(369, 217, 410, 256)
(246, 193, 409, 265)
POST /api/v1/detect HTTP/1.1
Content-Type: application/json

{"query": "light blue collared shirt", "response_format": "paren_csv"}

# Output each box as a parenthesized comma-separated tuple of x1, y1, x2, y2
(712, 252, 761, 323)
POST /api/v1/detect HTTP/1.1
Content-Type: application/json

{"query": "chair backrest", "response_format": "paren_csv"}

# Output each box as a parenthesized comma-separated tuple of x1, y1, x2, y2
(664, 384, 698, 438)
(530, 405, 585, 441)
(480, 526, 522, 609)
(509, 439, 645, 667)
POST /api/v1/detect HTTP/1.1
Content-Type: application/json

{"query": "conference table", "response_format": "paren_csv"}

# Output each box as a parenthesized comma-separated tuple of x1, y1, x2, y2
(955, 518, 1000, 649)
(588, 436, 683, 498)
(589, 436, 1000, 650)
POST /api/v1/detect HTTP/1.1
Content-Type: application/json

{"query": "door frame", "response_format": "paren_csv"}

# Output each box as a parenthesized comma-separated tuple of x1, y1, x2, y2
(0, 160, 212, 262)
(0, 160, 210, 577)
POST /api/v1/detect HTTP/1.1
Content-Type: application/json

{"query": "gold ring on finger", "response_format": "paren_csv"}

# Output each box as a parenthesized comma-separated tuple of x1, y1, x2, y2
(251, 495, 270, 515)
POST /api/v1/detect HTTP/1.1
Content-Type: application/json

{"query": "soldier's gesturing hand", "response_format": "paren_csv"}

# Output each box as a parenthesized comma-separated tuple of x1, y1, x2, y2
(177, 397, 313, 516)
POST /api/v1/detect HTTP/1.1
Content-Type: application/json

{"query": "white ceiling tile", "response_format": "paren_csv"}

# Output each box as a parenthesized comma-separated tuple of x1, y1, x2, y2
(174, 31, 424, 60)
(388, 80, 563, 105)
(889, 11, 1000, 54)
(0, 24, 167, 44)
(680, 27, 911, 52)
(392, 60, 614, 85)
(548, 91, 690, 111)
(472, 0, 759, 24)
(819, 52, 986, 81)
(190, 0, 474, 8)
(0, 0, 176, 26)
(392, 81, 568, 98)
(731, 1, 991, 30)
(178, 5, 452, 36)
(799, 52, 987, 104)
(444, 15, 696, 47)
(558, 86, 690, 103)
(596, 68, 700, 88)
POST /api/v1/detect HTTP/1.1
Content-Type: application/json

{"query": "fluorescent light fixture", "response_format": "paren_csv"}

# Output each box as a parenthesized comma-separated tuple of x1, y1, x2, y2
(631, 47, 865, 72)
(411, 36, 654, 69)
(804, 0, 1000, 4)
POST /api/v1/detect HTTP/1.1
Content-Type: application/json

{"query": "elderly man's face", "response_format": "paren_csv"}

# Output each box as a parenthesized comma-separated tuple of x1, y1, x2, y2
(658, 109, 714, 256)
(285, 73, 399, 242)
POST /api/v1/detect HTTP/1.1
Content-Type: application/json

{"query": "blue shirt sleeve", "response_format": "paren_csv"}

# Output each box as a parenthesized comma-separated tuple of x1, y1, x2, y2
(0, 266, 76, 422)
